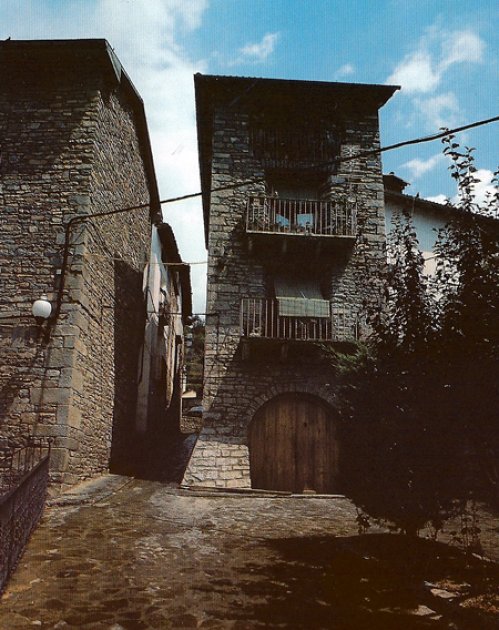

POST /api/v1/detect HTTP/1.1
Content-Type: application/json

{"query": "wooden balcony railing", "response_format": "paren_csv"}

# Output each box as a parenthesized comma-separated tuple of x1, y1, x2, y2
(240, 298, 358, 342)
(246, 195, 357, 238)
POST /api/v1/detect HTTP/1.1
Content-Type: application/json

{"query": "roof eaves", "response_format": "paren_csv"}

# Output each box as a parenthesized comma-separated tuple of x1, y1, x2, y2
(157, 223, 192, 321)
(384, 189, 452, 212)
(102, 42, 161, 219)
(195, 73, 400, 245)
(384, 189, 499, 227)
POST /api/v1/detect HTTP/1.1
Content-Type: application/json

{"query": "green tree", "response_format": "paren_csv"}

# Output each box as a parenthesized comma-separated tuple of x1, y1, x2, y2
(436, 136, 499, 357)
(370, 207, 434, 357)
(337, 137, 499, 535)
(434, 138, 499, 502)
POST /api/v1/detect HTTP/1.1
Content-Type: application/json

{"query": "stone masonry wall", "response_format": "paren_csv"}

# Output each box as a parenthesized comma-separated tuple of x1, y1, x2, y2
(0, 50, 151, 488)
(183, 99, 388, 488)
(58, 87, 150, 483)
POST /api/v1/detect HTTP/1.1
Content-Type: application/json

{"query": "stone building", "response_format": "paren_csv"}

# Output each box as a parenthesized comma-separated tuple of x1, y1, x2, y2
(384, 172, 499, 274)
(135, 223, 191, 436)
(183, 74, 399, 491)
(0, 39, 190, 488)
(384, 173, 455, 276)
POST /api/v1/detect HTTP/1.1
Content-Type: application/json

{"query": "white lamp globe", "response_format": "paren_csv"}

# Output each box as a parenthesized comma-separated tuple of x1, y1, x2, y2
(32, 294, 52, 323)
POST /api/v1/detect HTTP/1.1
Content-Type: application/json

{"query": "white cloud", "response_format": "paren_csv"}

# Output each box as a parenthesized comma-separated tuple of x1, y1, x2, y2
(425, 194, 448, 205)
(461, 168, 498, 208)
(386, 27, 485, 134)
(414, 92, 460, 130)
(0, 0, 209, 312)
(439, 30, 484, 71)
(387, 50, 439, 93)
(231, 32, 280, 65)
(401, 153, 445, 180)
(334, 63, 355, 79)
(426, 169, 497, 211)
(387, 28, 484, 94)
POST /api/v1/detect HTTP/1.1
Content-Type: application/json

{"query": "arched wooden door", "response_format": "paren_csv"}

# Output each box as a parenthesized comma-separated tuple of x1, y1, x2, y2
(248, 393, 339, 493)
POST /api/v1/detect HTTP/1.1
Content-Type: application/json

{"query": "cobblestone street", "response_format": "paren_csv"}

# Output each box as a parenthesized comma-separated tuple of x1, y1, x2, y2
(1, 475, 499, 629)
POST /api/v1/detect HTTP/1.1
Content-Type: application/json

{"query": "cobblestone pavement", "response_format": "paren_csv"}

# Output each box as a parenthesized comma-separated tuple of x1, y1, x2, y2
(1, 475, 499, 629)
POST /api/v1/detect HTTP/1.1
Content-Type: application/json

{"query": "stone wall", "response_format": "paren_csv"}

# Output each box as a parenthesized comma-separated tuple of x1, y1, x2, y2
(184, 91, 389, 488)
(0, 44, 153, 488)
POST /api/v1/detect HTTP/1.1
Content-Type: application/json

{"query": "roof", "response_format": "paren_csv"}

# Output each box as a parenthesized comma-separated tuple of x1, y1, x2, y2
(384, 188, 499, 229)
(384, 188, 452, 213)
(195, 73, 399, 109)
(157, 223, 192, 322)
(0, 39, 160, 219)
(195, 74, 400, 245)
(383, 173, 410, 194)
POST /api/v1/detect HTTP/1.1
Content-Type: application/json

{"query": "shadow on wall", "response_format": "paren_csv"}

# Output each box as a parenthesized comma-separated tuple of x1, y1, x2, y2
(109, 260, 196, 482)
(109, 260, 145, 475)
(132, 424, 198, 484)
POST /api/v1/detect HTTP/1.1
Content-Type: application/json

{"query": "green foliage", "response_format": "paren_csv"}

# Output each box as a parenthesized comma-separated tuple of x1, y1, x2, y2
(370, 208, 435, 357)
(436, 137, 499, 359)
(338, 138, 499, 536)
(318, 341, 373, 377)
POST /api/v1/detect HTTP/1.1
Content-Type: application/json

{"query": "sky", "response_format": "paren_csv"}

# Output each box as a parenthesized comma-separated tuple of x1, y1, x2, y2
(1, 0, 498, 313)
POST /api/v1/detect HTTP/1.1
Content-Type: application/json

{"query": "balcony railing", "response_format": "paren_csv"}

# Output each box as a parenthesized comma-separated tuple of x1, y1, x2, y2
(240, 298, 358, 342)
(246, 195, 357, 238)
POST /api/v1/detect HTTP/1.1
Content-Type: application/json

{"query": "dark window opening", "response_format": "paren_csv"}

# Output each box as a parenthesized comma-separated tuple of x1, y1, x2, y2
(249, 116, 340, 169)
(266, 170, 323, 201)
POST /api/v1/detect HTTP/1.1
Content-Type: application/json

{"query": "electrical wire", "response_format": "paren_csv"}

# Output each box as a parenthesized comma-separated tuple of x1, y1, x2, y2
(19, 114, 499, 327)
(157, 115, 499, 204)
(82, 253, 207, 265)
(62, 115, 499, 223)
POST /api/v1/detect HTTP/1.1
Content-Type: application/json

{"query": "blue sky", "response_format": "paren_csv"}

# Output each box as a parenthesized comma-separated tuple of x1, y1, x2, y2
(1, 0, 498, 312)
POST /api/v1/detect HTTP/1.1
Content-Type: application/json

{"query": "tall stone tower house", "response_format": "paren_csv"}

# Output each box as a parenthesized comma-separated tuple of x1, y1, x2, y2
(0, 40, 168, 488)
(184, 75, 398, 492)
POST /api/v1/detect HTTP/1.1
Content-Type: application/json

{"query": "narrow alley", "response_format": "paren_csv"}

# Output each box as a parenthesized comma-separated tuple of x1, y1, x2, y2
(2, 475, 499, 629)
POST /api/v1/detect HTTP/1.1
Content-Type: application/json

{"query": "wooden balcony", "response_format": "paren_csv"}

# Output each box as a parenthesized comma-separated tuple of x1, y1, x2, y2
(240, 298, 358, 343)
(246, 195, 357, 239)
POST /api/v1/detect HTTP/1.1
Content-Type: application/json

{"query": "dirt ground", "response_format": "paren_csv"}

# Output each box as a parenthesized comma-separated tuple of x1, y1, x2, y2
(1, 475, 499, 629)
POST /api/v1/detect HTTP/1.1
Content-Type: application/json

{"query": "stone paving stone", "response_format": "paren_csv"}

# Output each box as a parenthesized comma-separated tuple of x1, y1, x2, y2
(1, 475, 499, 629)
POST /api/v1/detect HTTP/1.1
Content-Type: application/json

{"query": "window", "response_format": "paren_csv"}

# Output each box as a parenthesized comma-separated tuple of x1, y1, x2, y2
(266, 170, 322, 201)
(274, 272, 329, 318)
(249, 119, 340, 169)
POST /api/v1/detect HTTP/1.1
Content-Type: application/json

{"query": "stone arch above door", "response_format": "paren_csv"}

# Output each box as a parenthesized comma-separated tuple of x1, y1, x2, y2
(242, 382, 338, 432)
(248, 392, 340, 494)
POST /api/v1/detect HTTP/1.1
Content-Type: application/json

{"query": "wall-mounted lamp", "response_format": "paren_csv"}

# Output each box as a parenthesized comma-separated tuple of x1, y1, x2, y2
(32, 294, 52, 325)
